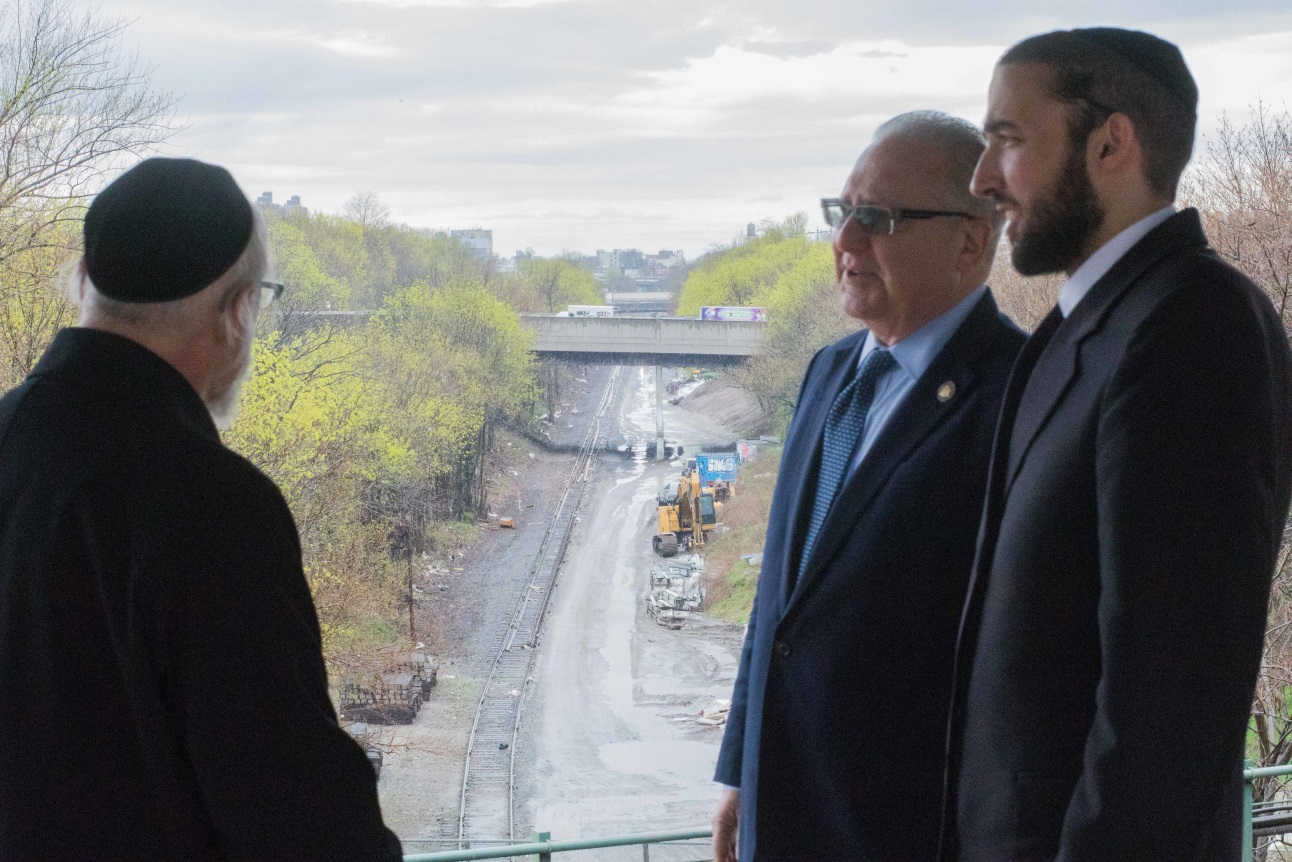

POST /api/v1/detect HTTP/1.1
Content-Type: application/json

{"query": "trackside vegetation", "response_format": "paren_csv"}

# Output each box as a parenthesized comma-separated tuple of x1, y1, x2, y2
(224, 205, 607, 666)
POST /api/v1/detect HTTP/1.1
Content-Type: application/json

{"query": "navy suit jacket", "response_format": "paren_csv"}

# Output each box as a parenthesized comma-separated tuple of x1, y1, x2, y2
(944, 210, 1292, 862)
(715, 290, 1024, 861)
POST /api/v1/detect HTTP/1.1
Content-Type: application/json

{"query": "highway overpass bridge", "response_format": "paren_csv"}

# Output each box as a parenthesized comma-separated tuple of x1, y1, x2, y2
(521, 314, 762, 366)
(291, 310, 763, 459)
(291, 311, 764, 366)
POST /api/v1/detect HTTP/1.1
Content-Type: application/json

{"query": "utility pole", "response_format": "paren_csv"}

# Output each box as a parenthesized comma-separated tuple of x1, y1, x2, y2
(407, 548, 416, 646)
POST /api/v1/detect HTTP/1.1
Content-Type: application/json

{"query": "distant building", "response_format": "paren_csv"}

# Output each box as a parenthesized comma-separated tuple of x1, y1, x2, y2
(645, 249, 685, 270)
(254, 191, 308, 217)
(451, 229, 493, 258)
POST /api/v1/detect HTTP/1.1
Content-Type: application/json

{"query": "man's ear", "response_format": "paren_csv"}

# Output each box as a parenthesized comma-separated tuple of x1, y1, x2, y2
(220, 284, 256, 344)
(958, 218, 993, 275)
(1088, 112, 1141, 178)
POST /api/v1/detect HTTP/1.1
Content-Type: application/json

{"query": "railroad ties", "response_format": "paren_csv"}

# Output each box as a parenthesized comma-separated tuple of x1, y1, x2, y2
(457, 369, 620, 846)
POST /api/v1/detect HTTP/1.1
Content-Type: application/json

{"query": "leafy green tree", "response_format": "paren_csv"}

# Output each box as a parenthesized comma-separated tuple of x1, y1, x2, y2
(514, 258, 602, 312)
(676, 213, 847, 433)
(677, 214, 814, 313)
(372, 281, 535, 517)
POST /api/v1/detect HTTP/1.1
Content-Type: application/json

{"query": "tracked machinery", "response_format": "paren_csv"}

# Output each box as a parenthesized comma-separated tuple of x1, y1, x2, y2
(652, 465, 720, 556)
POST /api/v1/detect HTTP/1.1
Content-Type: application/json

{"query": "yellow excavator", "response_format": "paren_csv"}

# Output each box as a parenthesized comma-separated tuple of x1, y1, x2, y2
(653, 466, 720, 556)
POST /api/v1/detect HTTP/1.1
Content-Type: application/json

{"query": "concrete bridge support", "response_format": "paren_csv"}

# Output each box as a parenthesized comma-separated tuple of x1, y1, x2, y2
(655, 366, 665, 461)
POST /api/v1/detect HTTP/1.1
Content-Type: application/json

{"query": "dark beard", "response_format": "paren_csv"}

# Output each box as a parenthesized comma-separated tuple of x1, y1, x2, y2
(1010, 142, 1104, 276)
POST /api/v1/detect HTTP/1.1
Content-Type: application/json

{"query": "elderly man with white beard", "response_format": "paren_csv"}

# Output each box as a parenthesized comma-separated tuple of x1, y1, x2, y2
(0, 158, 401, 861)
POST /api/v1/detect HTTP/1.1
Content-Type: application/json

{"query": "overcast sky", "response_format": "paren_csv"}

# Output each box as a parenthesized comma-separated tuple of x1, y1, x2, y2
(95, 0, 1292, 259)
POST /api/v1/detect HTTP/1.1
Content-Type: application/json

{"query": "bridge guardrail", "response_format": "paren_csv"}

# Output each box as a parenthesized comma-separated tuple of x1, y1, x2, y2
(392, 759, 1292, 862)
(403, 828, 713, 861)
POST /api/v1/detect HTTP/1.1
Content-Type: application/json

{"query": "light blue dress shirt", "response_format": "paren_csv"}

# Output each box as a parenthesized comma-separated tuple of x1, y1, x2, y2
(846, 284, 987, 479)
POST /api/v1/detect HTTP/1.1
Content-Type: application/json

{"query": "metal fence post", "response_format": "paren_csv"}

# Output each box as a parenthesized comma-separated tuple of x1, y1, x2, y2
(532, 831, 551, 862)
(1244, 760, 1254, 862)
(641, 841, 650, 861)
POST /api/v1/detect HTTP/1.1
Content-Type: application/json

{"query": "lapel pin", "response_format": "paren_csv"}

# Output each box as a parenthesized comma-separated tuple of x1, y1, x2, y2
(937, 381, 956, 402)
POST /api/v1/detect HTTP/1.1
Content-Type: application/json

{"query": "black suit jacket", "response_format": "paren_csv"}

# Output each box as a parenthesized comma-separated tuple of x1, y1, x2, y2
(0, 329, 401, 860)
(944, 210, 1292, 862)
(715, 291, 1024, 861)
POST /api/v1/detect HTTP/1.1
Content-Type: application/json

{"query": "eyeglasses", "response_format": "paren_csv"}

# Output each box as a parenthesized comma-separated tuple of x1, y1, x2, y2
(821, 199, 975, 236)
(257, 280, 284, 308)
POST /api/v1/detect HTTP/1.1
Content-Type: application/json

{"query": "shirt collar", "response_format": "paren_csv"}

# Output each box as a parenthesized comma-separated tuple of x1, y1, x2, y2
(859, 283, 987, 380)
(1058, 204, 1176, 317)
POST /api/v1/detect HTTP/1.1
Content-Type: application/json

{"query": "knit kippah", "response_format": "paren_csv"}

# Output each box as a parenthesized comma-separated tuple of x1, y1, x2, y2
(84, 157, 254, 303)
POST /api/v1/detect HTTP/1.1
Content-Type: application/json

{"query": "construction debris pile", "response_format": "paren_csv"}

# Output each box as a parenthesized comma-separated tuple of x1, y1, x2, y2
(339, 649, 439, 726)
(647, 557, 706, 629)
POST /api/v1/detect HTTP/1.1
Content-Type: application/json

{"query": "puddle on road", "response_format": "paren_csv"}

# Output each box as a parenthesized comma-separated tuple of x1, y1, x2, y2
(598, 740, 720, 781)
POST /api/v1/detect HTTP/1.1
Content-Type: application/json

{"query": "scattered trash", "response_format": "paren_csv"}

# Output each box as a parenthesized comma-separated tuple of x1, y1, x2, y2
(697, 699, 731, 727)
(499, 742, 509, 750)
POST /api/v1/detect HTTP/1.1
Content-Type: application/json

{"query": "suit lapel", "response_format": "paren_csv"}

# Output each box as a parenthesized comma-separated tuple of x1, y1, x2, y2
(788, 292, 1004, 608)
(1003, 209, 1211, 492)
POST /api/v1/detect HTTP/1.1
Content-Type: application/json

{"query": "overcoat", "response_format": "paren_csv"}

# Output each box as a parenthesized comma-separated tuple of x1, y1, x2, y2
(944, 210, 1292, 862)
(0, 328, 401, 860)
(715, 290, 1024, 861)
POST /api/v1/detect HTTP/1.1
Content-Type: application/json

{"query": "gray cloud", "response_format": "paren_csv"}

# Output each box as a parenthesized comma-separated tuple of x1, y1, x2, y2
(97, 0, 1292, 256)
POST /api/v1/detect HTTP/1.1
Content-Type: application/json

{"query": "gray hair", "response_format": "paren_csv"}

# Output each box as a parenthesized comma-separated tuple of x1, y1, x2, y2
(72, 207, 271, 331)
(872, 110, 1002, 239)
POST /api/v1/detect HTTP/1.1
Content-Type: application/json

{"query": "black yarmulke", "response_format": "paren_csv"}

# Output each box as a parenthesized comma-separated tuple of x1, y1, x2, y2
(84, 157, 254, 303)
(1069, 27, 1198, 109)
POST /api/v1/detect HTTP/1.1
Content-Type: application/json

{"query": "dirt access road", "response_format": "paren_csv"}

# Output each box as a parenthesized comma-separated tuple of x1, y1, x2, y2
(518, 367, 747, 838)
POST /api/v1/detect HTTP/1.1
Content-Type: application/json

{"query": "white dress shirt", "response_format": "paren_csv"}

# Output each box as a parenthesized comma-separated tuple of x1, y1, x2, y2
(1058, 205, 1176, 318)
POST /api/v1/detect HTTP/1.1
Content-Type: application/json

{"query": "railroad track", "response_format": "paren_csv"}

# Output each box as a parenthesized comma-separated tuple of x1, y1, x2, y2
(456, 368, 620, 846)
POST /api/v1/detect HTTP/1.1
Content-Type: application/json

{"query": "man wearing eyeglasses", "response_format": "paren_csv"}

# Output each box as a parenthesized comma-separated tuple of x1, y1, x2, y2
(712, 112, 1025, 862)
(0, 158, 401, 860)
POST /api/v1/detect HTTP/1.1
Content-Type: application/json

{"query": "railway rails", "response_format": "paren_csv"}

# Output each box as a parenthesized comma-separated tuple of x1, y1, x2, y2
(456, 368, 620, 846)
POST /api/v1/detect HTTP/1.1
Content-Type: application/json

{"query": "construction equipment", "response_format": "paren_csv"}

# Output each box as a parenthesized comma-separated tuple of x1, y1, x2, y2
(653, 465, 719, 556)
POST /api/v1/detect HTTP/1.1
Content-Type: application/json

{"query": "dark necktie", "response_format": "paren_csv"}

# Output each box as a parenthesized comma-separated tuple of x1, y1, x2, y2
(799, 347, 897, 573)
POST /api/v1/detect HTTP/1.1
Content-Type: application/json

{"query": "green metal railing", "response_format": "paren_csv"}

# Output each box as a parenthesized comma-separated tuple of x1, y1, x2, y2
(403, 828, 713, 862)
(391, 766, 1292, 862)
(1244, 761, 1292, 862)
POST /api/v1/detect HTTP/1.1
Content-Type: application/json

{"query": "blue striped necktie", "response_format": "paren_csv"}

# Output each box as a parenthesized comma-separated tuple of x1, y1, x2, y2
(799, 347, 897, 573)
